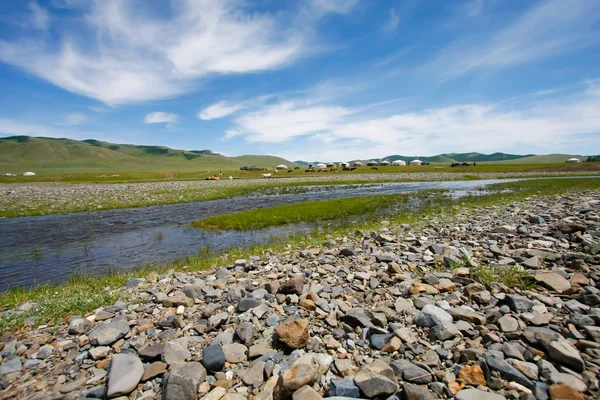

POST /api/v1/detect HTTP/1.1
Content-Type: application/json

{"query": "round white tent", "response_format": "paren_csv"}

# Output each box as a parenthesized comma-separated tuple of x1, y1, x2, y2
(410, 159, 423, 166)
(366, 160, 379, 166)
(392, 160, 406, 166)
(23, 171, 36, 176)
(353, 162, 364, 166)
(315, 163, 327, 169)
(339, 162, 350, 167)
(380, 160, 390, 166)
(565, 158, 581, 163)
(275, 164, 288, 169)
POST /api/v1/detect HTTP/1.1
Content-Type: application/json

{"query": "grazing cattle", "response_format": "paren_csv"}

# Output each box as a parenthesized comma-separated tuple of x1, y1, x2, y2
(330, 168, 338, 172)
(461, 162, 471, 166)
(287, 169, 293, 173)
(305, 168, 315, 173)
(451, 162, 460, 167)
(294, 166, 300, 170)
(343, 167, 350, 171)
(262, 173, 272, 178)
(350, 167, 357, 171)
(371, 167, 379, 170)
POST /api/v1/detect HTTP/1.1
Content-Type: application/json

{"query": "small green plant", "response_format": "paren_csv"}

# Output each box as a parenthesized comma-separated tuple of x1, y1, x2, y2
(472, 264, 535, 289)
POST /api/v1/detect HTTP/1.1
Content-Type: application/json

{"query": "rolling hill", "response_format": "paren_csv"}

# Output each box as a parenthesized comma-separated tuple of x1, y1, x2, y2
(0, 136, 295, 173)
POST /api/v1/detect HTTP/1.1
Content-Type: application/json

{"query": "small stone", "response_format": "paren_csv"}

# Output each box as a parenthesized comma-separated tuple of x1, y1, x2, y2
(292, 385, 322, 400)
(163, 340, 191, 365)
(498, 315, 520, 332)
(391, 359, 431, 384)
(162, 362, 207, 400)
(242, 360, 266, 386)
(235, 322, 255, 346)
(455, 388, 507, 400)
(141, 361, 167, 381)
(68, 318, 92, 335)
(403, 382, 435, 400)
(89, 346, 110, 360)
(458, 365, 486, 386)
(279, 276, 304, 295)
(37, 344, 54, 360)
(280, 363, 318, 394)
(202, 345, 226, 372)
(0, 357, 22, 375)
(535, 272, 571, 293)
(106, 353, 144, 398)
(415, 305, 453, 327)
(139, 343, 165, 361)
(162, 294, 194, 308)
(329, 378, 361, 397)
(238, 298, 262, 312)
(88, 320, 130, 346)
(276, 319, 310, 349)
(353, 361, 399, 397)
(222, 343, 247, 363)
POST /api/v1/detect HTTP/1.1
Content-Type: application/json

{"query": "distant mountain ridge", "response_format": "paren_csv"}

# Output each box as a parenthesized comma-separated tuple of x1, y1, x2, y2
(295, 152, 588, 165)
(0, 136, 295, 173)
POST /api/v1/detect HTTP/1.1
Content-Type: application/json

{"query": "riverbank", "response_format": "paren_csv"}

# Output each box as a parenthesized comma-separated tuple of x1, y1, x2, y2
(1, 171, 598, 218)
(0, 178, 598, 399)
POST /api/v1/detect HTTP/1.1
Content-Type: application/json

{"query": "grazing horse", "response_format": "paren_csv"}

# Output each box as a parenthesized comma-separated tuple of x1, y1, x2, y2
(350, 167, 357, 171)
(305, 168, 315, 173)
(294, 166, 300, 170)
(330, 168, 338, 172)
(451, 162, 460, 167)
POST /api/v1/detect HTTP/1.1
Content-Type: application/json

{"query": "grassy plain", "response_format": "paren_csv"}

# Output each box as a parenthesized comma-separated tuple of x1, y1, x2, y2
(1, 177, 598, 333)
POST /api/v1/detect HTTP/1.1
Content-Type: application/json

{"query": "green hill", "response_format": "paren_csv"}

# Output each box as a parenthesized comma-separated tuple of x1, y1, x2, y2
(0, 136, 294, 173)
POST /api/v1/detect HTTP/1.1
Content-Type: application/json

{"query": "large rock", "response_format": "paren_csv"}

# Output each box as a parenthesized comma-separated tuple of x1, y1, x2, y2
(403, 382, 435, 400)
(0, 357, 22, 375)
(276, 319, 310, 349)
(329, 378, 361, 397)
(280, 363, 318, 394)
(106, 353, 143, 398)
(202, 345, 226, 372)
(341, 308, 377, 329)
(390, 360, 431, 384)
(353, 361, 398, 398)
(483, 353, 533, 389)
(415, 305, 453, 327)
(163, 340, 190, 364)
(547, 339, 585, 372)
(535, 272, 571, 292)
(162, 362, 207, 400)
(88, 319, 130, 346)
(68, 318, 92, 335)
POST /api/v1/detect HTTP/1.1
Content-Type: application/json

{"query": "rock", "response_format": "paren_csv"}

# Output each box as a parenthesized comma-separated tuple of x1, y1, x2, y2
(430, 323, 461, 341)
(276, 319, 310, 349)
(370, 333, 392, 350)
(353, 361, 398, 397)
(280, 363, 318, 394)
(203, 387, 227, 400)
(390, 360, 431, 384)
(106, 353, 144, 398)
(59, 375, 87, 394)
(37, 344, 53, 359)
(381, 336, 402, 353)
(238, 297, 262, 312)
(547, 339, 585, 372)
(162, 362, 207, 400)
(505, 294, 534, 313)
(483, 353, 533, 389)
(89, 346, 110, 360)
(235, 322, 255, 346)
(293, 385, 323, 400)
(329, 378, 361, 398)
(139, 343, 165, 361)
(0, 357, 22, 375)
(339, 248, 357, 257)
(142, 361, 167, 381)
(341, 308, 377, 329)
(455, 388, 507, 400)
(449, 308, 487, 325)
(415, 304, 453, 327)
(279, 276, 304, 295)
(68, 318, 92, 335)
(535, 272, 571, 292)
(162, 294, 193, 307)
(458, 365, 486, 386)
(88, 319, 130, 346)
(222, 343, 247, 363)
(403, 382, 435, 400)
(334, 359, 358, 377)
(163, 340, 191, 364)
(498, 315, 520, 332)
(548, 383, 585, 400)
(202, 344, 226, 372)
(242, 360, 266, 386)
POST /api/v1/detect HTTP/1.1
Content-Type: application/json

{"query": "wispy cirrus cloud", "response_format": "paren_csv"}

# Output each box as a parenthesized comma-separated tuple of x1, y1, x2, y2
(382, 8, 400, 33)
(222, 79, 600, 160)
(198, 101, 246, 121)
(0, 1, 358, 105)
(144, 112, 178, 125)
(428, 0, 600, 78)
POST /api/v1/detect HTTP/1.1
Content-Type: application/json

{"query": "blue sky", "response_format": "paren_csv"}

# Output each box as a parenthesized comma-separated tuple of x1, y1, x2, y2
(0, 0, 599, 161)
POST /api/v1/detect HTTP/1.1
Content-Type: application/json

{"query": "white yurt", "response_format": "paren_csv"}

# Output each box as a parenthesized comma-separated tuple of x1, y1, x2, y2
(380, 160, 390, 166)
(409, 159, 423, 166)
(353, 161, 364, 166)
(565, 158, 581, 163)
(276, 164, 288, 170)
(392, 160, 406, 166)
(315, 163, 327, 169)
(326, 163, 336, 168)
(23, 171, 36, 176)
(339, 162, 350, 168)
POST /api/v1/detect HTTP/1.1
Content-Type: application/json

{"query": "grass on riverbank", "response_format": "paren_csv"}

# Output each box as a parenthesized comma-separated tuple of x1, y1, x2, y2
(191, 193, 422, 231)
(1, 177, 598, 334)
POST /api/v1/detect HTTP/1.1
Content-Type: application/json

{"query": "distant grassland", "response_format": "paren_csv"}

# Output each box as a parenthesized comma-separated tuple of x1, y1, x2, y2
(2, 162, 599, 183)
(191, 193, 421, 231)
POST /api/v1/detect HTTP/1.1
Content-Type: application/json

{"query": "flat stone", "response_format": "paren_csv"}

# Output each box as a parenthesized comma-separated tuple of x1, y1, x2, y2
(340, 308, 377, 329)
(353, 361, 398, 397)
(280, 363, 318, 394)
(549, 383, 585, 400)
(292, 385, 323, 400)
(242, 360, 266, 386)
(458, 365, 487, 386)
(59, 375, 87, 394)
(415, 305, 453, 327)
(498, 315, 520, 332)
(483, 353, 533, 389)
(535, 272, 571, 292)
(238, 298, 262, 312)
(141, 361, 167, 381)
(279, 276, 304, 295)
(222, 343, 247, 363)
(106, 353, 144, 398)
(68, 318, 92, 335)
(235, 322, 255, 346)
(139, 343, 165, 361)
(403, 382, 435, 400)
(449, 308, 487, 325)
(89, 346, 110, 360)
(0, 357, 22, 375)
(88, 319, 130, 346)
(163, 340, 191, 364)
(162, 294, 194, 308)
(455, 388, 507, 400)
(329, 378, 361, 397)
(163, 362, 207, 400)
(390, 359, 431, 384)
(547, 339, 585, 372)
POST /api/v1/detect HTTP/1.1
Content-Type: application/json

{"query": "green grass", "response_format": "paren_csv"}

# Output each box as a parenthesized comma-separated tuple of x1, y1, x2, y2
(471, 264, 535, 289)
(191, 193, 421, 231)
(1, 177, 599, 334)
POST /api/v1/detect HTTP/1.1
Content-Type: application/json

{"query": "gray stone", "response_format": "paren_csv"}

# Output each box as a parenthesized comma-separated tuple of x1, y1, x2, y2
(238, 298, 262, 312)
(370, 333, 392, 350)
(547, 339, 585, 372)
(403, 382, 435, 400)
(68, 318, 92, 335)
(242, 360, 266, 386)
(505, 294, 534, 313)
(0, 357, 22, 375)
(163, 340, 191, 365)
(455, 388, 507, 400)
(498, 315, 520, 333)
(329, 378, 360, 398)
(162, 362, 207, 400)
(202, 345, 226, 372)
(88, 319, 130, 346)
(341, 308, 377, 329)
(390, 360, 431, 384)
(415, 305, 453, 327)
(353, 361, 398, 397)
(222, 343, 247, 363)
(483, 353, 533, 389)
(37, 344, 54, 360)
(430, 323, 461, 341)
(235, 322, 255, 346)
(106, 353, 143, 398)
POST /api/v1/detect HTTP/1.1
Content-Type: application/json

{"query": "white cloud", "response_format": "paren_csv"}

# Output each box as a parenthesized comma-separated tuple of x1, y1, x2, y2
(467, 0, 484, 17)
(55, 112, 87, 126)
(222, 80, 600, 159)
(311, 0, 359, 14)
(29, 1, 50, 30)
(198, 101, 246, 120)
(429, 0, 600, 78)
(144, 112, 178, 125)
(382, 8, 400, 33)
(0, 1, 344, 105)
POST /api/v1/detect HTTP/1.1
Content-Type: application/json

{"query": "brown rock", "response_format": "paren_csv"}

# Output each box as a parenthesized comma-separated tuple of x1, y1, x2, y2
(141, 361, 167, 381)
(549, 383, 586, 400)
(162, 294, 194, 308)
(147, 271, 159, 283)
(298, 299, 316, 311)
(279, 276, 304, 295)
(280, 363, 318, 393)
(458, 365, 486, 386)
(410, 282, 439, 295)
(535, 272, 571, 292)
(265, 281, 280, 293)
(381, 336, 402, 353)
(276, 319, 310, 349)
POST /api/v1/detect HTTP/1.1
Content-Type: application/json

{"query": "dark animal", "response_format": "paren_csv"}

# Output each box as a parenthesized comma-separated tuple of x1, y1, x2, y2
(305, 168, 315, 173)
(451, 163, 460, 167)
(461, 162, 471, 166)
(371, 167, 379, 170)
(350, 167, 357, 171)
(294, 166, 300, 170)
(330, 168, 338, 172)
(287, 169, 293, 173)
(343, 167, 350, 171)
